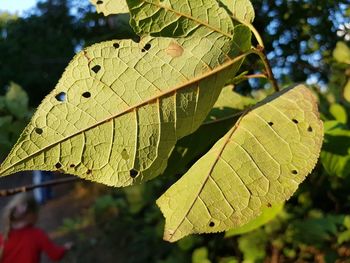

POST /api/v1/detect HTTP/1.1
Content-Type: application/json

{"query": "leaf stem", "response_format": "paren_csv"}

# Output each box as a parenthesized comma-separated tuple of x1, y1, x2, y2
(252, 47, 280, 92)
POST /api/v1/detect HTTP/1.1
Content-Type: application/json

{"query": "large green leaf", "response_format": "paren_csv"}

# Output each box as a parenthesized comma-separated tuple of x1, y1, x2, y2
(5, 82, 29, 119)
(90, 0, 129, 15)
(157, 85, 323, 242)
(0, 29, 251, 187)
(333, 42, 350, 64)
(321, 121, 350, 178)
(126, 0, 235, 38)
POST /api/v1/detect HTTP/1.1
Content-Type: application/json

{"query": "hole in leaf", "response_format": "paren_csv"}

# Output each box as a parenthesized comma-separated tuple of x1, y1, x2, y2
(292, 119, 299, 124)
(70, 164, 75, 168)
(142, 43, 151, 52)
(267, 203, 272, 208)
(130, 169, 139, 178)
(82, 92, 91, 98)
(209, 222, 215, 227)
(55, 163, 62, 169)
(268, 122, 274, 126)
(35, 128, 43, 135)
(113, 43, 120, 49)
(87, 169, 92, 175)
(308, 126, 313, 132)
(91, 65, 101, 73)
(96, 0, 103, 4)
(292, 170, 298, 175)
(55, 92, 66, 102)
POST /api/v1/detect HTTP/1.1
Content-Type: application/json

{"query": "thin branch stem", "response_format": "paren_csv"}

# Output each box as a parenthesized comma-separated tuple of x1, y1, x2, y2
(0, 177, 79, 197)
(251, 47, 280, 92)
(244, 73, 268, 80)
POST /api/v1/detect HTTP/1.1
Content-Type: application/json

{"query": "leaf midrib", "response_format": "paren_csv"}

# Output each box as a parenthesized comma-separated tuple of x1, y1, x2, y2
(163, 109, 248, 241)
(0, 52, 251, 175)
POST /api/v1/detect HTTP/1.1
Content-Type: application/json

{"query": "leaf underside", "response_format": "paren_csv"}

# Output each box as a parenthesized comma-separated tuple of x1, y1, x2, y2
(0, 28, 250, 187)
(157, 85, 324, 242)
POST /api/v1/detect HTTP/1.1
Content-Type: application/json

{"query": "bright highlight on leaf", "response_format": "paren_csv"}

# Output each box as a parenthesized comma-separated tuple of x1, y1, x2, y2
(0, 30, 250, 187)
(157, 85, 324, 242)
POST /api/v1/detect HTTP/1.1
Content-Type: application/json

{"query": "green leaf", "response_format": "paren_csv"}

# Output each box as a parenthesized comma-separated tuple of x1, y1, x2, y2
(90, 0, 129, 15)
(321, 121, 350, 177)
(192, 247, 211, 263)
(329, 103, 347, 124)
(344, 80, 350, 103)
(0, 31, 250, 187)
(238, 229, 268, 263)
(225, 203, 284, 237)
(5, 82, 29, 119)
(126, 0, 235, 38)
(287, 215, 345, 246)
(157, 85, 323, 242)
(219, 0, 255, 23)
(333, 42, 350, 64)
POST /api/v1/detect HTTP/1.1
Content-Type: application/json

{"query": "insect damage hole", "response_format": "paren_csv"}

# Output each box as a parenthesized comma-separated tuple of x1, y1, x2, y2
(141, 43, 151, 52)
(292, 170, 298, 175)
(308, 126, 313, 132)
(35, 128, 43, 135)
(55, 163, 62, 169)
(113, 43, 120, 49)
(82, 92, 91, 98)
(96, 0, 103, 4)
(86, 169, 92, 175)
(91, 65, 101, 73)
(268, 121, 274, 126)
(209, 222, 215, 227)
(292, 119, 299, 124)
(130, 169, 139, 178)
(55, 92, 66, 102)
(70, 164, 75, 168)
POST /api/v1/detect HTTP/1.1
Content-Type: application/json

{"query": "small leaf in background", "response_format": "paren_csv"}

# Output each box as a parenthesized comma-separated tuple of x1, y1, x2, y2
(5, 82, 29, 119)
(219, 0, 255, 23)
(286, 215, 345, 246)
(192, 247, 211, 263)
(344, 80, 350, 103)
(126, 0, 235, 37)
(321, 121, 350, 178)
(90, 0, 129, 15)
(225, 203, 284, 237)
(158, 85, 323, 242)
(0, 30, 250, 187)
(333, 42, 350, 64)
(329, 103, 347, 124)
(238, 229, 268, 263)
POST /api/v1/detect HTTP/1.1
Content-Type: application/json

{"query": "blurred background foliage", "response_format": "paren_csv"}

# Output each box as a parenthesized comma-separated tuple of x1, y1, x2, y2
(0, 0, 350, 262)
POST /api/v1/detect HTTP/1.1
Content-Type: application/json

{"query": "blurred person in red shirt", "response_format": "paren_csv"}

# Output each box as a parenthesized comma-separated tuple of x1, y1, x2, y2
(0, 193, 72, 263)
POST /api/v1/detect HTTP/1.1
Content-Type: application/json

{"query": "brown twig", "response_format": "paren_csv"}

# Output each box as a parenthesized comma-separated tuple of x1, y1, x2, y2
(252, 46, 280, 92)
(0, 177, 79, 197)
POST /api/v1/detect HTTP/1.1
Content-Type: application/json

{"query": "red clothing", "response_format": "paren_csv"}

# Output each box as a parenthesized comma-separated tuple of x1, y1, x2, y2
(0, 226, 66, 263)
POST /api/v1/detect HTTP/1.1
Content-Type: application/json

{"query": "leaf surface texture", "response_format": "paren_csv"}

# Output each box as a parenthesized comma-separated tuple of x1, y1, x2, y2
(157, 85, 324, 242)
(0, 31, 249, 186)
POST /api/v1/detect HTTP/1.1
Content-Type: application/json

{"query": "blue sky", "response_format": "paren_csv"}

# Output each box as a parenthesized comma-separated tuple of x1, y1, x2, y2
(1, 0, 37, 14)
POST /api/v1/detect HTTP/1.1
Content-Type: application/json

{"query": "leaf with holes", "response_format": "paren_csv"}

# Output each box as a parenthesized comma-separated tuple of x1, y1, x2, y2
(0, 28, 251, 187)
(157, 85, 323, 242)
(90, 0, 129, 15)
(126, 0, 235, 38)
